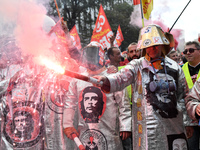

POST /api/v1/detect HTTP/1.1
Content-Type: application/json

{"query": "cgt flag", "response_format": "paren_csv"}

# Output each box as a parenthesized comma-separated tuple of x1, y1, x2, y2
(142, 0, 153, 20)
(91, 4, 113, 49)
(48, 19, 67, 45)
(114, 25, 124, 47)
(69, 25, 82, 50)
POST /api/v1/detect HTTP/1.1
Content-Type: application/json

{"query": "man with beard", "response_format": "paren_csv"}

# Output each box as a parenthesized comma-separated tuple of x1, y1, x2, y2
(119, 42, 141, 66)
(93, 24, 189, 150)
(12, 111, 34, 140)
(80, 86, 104, 123)
(127, 42, 141, 61)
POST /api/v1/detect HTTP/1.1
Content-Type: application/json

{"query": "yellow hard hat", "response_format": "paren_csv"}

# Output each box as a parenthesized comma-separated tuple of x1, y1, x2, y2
(137, 24, 174, 56)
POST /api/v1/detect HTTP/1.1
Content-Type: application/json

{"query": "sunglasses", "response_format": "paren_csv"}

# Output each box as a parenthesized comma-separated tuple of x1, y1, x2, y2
(183, 48, 198, 54)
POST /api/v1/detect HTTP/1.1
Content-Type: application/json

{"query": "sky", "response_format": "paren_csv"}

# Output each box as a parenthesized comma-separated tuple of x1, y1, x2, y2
(130, 0, 199, 50)
(152, 0, 199, 42)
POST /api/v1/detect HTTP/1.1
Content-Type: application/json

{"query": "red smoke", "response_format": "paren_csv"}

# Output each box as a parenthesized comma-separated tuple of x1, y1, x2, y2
(153, 20, 183, 50)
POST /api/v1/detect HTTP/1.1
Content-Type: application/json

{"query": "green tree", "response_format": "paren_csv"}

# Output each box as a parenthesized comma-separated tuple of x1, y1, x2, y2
(105, 2, 140, 51)
(46, 0, 139, 49)
(47, 0, 103, 46)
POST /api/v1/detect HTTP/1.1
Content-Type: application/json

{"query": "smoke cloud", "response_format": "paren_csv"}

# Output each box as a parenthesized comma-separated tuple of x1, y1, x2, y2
(0, 0, 55, 59)
(130, 1, 185, 51)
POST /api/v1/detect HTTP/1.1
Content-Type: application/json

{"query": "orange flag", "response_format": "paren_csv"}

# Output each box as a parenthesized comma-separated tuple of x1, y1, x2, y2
(142, 0, 153, 20)
(69, 25, 82, 50)
(91, 4, 113, 49)
(114, 25, 124, 47)
(133, 0, 140, 5)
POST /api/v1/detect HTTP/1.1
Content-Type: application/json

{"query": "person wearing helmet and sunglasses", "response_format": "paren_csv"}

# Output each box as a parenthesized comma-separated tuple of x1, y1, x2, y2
(93, 24, 189, 150)
(63, 41, 131, 150)
(182, 41, 200, 150)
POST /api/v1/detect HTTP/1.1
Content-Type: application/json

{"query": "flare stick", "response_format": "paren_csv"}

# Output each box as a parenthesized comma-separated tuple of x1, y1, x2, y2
(71, 134, 86, 150)
(63, 70, 103, 87)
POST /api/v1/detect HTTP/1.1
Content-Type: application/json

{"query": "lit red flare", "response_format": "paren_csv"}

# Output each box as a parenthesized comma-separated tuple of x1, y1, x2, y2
(71, 133, 86, 150)
(40, 57, 103, 86)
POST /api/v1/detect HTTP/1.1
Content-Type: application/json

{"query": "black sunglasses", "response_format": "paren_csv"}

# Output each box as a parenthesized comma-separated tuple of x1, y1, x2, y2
(183, 48, 198, 54)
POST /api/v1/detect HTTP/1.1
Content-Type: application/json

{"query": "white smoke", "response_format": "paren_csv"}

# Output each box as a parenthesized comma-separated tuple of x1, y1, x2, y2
(129, 0, 200, 51)
(130, 0, 200, 42)
(0, 0, 54, 57)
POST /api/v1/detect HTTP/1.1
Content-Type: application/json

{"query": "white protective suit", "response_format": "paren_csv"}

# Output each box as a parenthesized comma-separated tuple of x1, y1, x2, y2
(185, 77, 200, 123)
(63, 67, 132, 150)
(102, 56, 188, 150)
(0, 15, 74, 150)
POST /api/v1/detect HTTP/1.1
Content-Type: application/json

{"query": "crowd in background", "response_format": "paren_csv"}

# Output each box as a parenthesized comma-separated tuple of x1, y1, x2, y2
(0, 16, 200, 150)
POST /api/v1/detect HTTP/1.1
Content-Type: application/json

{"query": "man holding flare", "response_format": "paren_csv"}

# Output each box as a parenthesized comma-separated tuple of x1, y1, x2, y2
(94, 24, 189, 150)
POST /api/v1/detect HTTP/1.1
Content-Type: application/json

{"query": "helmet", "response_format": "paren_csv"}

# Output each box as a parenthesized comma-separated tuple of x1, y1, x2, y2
(137, 24, 174, 56)
(82, 41, 105, 71)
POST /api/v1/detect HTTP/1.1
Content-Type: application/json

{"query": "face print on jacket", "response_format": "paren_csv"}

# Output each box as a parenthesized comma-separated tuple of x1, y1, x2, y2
(167, 133, 188, 150)
(146, 66, 178, 118)
(79, 86, 106, 123)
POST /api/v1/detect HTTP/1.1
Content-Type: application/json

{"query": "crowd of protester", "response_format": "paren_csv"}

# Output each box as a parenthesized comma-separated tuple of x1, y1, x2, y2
(0, 15, 200, 150)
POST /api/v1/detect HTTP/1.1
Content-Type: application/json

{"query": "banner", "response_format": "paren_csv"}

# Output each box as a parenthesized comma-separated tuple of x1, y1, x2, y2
(142, 0, 153, 20)
(91, 4, 113, 49)
(69, 25, 82, 50)
(133, 0, 140, 5)
(114, 25, 124, 47)
(48, 19, 67, 44)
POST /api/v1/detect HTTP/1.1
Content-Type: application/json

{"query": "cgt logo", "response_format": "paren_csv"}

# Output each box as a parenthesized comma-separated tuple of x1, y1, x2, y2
(100, 31, 113, 49)
(96, 15, 105, 33)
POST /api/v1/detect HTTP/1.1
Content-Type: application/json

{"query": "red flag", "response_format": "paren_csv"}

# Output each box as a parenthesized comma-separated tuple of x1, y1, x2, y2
(49, 19, 68, 44)
(91, 4, 113, 49)
(69, 25, 82, 50)
(114, 25, 124, 47)
(133, 0, 140, 5)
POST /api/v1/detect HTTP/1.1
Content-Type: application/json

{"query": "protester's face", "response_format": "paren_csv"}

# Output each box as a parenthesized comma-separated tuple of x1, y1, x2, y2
(177, 53, 181, 61)
(146, 45, 162, 59)
(169, 52, 179, 63)
(184, 44, 200, 63)
(112, 48, 121, 63)
(128, 45, 140, 60)
(172, 138, 187, 150)
(14, 115, 28, 132)
(84, 92, 98, 113)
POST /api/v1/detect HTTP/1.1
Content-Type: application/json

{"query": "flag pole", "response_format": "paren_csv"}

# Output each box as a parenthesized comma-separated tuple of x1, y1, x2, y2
(169, 0, 191, 33)
(54, 0, 61, 19)
(140, 0, 144, 27)
(53, 0, 68, 33)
